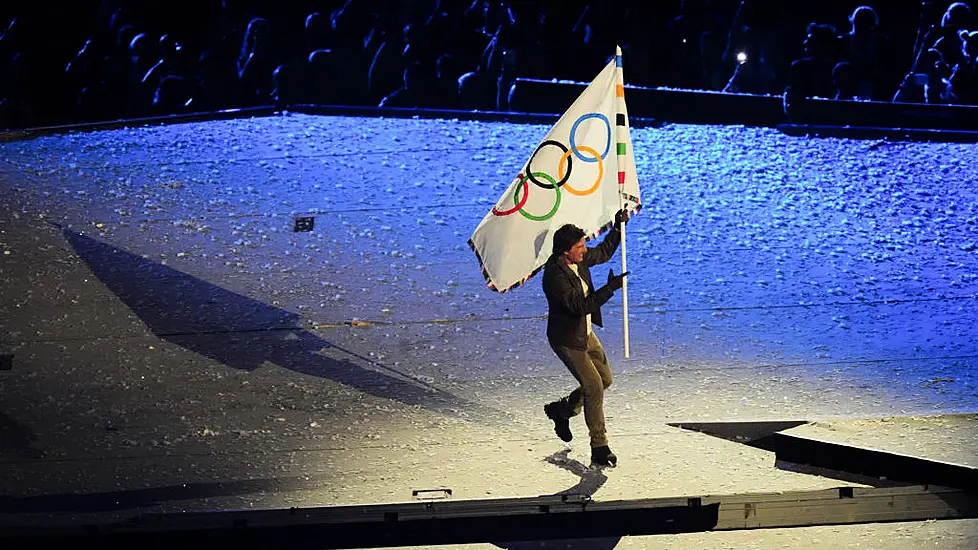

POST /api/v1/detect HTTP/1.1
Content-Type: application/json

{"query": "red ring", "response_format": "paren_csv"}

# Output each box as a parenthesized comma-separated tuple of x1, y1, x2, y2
(492, 174, 530, 216)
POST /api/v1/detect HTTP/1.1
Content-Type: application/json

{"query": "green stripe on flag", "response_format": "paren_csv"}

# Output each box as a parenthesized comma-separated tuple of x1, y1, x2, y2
(616, 142, 626, 155)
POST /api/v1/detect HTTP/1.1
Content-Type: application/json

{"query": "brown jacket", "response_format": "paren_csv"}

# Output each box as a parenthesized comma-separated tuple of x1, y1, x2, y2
(542, 227, 621, 350)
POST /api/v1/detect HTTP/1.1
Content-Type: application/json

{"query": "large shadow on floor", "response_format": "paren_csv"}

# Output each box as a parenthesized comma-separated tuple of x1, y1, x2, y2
(61, 228, 500, 421)
(0, 412, 43, 459)
(0, 477, 309, 514)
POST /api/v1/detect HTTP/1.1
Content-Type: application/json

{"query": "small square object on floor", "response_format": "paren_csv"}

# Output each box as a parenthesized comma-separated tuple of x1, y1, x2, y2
(294, 216, 315, 232)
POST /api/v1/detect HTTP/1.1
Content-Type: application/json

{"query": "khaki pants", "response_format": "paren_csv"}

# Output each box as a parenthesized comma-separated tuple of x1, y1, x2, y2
(550, 332, 613, 448)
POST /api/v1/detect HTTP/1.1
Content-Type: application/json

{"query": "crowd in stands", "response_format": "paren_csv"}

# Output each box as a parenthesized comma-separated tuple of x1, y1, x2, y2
(2, 0, 978, 129)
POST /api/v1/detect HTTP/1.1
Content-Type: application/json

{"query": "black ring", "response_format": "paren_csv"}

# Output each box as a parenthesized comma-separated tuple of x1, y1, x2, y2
(526, 140, 572, 189)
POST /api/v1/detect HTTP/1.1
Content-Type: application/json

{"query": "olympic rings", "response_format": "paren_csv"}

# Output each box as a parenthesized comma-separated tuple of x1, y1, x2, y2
(569, 113, 611, 163)
(490, 111, 612, 221)
(526, 140, 572, 189)
(492, 173, 529, 216)
(514, 172, 561, 221)
(557, 145, 602, 196)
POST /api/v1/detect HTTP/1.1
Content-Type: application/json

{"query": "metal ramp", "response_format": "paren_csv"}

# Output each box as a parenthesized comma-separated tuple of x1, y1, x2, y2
(4, 420, 977, 549)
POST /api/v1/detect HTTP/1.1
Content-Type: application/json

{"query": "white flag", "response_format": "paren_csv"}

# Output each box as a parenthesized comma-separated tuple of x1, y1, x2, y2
(469, 46, 642, 292)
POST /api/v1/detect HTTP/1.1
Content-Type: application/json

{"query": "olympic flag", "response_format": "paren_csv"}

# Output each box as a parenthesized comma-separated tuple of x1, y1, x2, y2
(468, 46, 642, 291)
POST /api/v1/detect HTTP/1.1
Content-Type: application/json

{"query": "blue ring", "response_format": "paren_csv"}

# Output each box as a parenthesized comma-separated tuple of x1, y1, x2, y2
(569, 113, 611, 163)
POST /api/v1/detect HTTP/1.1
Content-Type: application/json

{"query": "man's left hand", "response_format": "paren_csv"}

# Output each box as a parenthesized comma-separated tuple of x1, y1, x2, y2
(614, 208, 630, 228)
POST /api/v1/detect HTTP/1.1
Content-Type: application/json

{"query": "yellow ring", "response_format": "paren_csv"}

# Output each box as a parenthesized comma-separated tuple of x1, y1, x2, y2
(557, 145, 602, 196)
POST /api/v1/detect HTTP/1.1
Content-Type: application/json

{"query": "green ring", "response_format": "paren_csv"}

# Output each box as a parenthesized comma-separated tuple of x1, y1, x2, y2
(514, 172, 561, 221)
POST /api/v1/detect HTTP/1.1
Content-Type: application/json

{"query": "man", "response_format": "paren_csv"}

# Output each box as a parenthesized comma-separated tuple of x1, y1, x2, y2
(542, 209, 630, 467)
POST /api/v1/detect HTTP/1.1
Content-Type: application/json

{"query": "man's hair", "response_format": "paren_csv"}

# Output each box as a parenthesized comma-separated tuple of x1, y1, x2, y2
(552, 224, 586, 255)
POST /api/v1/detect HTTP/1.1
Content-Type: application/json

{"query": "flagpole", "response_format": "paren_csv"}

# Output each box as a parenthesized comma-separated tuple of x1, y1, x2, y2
(621, 205, 630, 358)
(615, 46, 631, 359)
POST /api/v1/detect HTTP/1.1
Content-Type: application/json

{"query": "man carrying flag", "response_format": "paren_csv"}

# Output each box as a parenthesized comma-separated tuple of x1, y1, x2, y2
(469, 46, 642, 467)
(543, 212, 630, 467)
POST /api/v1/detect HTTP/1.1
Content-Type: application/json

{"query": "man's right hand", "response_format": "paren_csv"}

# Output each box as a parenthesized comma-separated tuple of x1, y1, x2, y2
(607, 269, 630, 290)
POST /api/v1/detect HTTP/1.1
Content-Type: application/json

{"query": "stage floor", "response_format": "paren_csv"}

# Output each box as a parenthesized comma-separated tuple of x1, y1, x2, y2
(1, 114, 976, 547)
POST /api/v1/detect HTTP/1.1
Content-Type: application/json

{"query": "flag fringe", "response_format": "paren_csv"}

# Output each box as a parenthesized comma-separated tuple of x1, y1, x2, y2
(585, 202, 643, 242)
(621, 193, 642, 205)
(468, 238, 546, 294)
(468, 201, 643, 294)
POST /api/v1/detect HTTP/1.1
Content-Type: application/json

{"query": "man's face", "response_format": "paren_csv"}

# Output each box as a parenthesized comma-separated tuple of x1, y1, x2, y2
(564, 238, 587, 264)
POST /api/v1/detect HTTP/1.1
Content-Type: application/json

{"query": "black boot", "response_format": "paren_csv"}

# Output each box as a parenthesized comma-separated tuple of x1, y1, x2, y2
(591, 445, 617, 467)
(544, 401, 572, 442)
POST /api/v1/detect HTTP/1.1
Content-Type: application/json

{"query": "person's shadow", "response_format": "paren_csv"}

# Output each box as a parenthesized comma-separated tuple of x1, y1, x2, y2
(493, 449, 621, 550)
(546, 449, 610, 498)
(60, 228, 501, 422)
